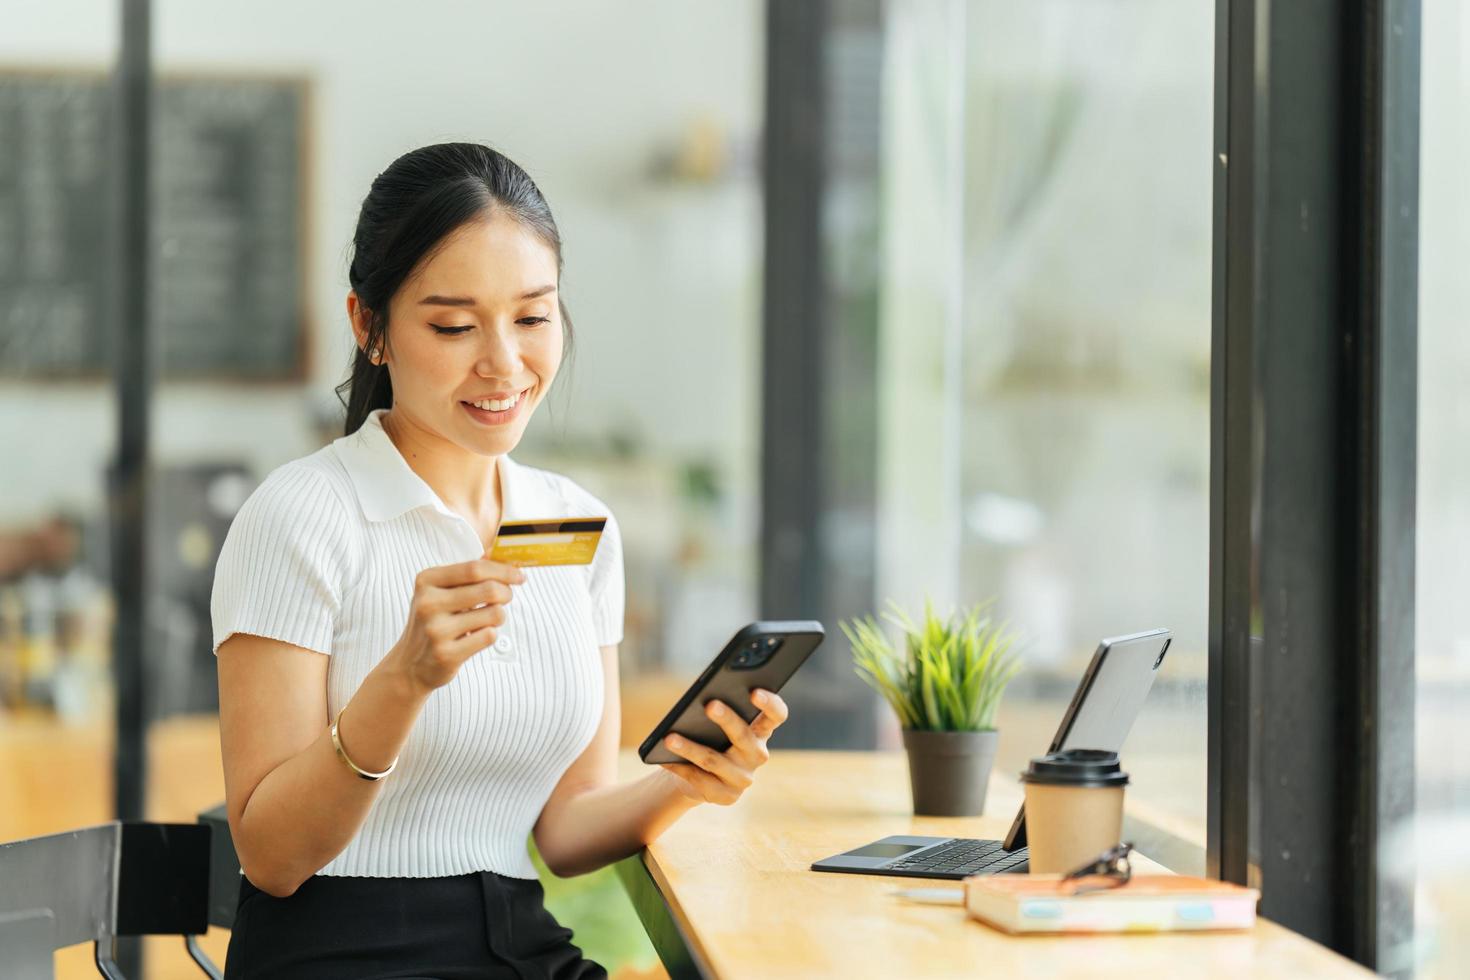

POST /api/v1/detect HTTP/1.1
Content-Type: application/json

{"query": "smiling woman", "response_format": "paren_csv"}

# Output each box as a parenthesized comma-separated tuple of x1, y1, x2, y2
(350, 214, 564, 458)
(210, 142, 789, 979)
(339, 143, 575, 456)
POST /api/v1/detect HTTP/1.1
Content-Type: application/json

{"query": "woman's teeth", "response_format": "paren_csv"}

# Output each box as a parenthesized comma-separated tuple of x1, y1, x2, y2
(469, 392, 521, 412)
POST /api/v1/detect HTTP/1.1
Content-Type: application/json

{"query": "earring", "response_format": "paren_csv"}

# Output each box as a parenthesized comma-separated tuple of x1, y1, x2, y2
(369, 347, 381, 363)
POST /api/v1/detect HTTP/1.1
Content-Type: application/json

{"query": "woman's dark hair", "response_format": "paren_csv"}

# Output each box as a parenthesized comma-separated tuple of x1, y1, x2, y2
(336, 142, 574, 434)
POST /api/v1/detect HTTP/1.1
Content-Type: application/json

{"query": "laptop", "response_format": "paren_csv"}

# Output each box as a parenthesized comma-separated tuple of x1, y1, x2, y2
(810, 628, 1172, 880)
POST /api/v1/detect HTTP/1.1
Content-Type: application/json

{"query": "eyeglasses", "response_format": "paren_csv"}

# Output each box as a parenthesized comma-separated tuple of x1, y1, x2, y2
(1060, 841, 1133, 896)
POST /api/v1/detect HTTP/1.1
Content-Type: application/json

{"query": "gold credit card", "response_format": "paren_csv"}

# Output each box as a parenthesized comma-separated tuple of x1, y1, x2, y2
(489, 517, 607, 567)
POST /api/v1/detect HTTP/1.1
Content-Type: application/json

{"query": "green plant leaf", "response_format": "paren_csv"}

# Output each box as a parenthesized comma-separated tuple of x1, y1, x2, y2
(847, 595, 1025, 733)
(847, 596, 1026, 732)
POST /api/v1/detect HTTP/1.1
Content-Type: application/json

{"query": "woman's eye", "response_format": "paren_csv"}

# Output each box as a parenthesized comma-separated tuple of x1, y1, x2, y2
(431, 318, 548, 335)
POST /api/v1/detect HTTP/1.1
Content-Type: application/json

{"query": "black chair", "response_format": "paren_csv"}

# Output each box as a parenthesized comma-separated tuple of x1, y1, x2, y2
(0, 907, 57, 980)
(115, 822, 219, 979)
(0, 821, 221, 979)
(197, 802, 241, 931)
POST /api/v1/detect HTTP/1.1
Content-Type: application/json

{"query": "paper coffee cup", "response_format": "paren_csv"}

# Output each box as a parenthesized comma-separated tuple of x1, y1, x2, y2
(1020, 749, 1129, 874)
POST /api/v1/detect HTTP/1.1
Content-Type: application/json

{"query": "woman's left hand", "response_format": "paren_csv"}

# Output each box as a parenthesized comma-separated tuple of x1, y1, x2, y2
(658, 688, 790, 805)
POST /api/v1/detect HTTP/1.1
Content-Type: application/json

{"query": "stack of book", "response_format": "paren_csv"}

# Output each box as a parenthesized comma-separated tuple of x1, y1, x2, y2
(963, 874, 1261, 935)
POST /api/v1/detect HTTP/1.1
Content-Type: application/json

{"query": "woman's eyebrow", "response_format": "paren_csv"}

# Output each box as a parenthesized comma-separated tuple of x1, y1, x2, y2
(417, 285, 557, 307)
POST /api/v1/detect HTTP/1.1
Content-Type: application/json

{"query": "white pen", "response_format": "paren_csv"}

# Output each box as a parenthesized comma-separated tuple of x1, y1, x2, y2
(890, 887, 964, 905)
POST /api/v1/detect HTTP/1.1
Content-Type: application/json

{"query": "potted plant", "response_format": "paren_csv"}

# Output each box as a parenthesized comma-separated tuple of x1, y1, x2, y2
(841, 599, 1022, 816)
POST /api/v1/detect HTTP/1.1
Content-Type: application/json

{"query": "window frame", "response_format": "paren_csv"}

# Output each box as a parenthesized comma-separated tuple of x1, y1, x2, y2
(1208, 0, 1419, 970)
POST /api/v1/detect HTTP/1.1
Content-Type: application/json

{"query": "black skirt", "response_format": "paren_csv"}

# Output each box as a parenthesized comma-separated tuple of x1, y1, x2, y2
(223, 870, 608, 980)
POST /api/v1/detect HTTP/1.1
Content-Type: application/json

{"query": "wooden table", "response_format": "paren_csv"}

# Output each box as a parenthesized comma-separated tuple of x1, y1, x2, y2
(612, 749, 1371, 979)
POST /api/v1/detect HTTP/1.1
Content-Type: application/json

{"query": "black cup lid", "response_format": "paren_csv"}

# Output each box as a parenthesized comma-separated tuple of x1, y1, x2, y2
(1020, 748, 1130, 788)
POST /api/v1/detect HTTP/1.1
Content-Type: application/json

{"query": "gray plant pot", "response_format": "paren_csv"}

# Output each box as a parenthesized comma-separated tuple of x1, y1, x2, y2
(901, 728, 1000, 816)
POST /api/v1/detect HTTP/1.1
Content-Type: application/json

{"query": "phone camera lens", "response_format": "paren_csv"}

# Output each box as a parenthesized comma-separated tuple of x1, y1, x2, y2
(732, 640, 772, 670)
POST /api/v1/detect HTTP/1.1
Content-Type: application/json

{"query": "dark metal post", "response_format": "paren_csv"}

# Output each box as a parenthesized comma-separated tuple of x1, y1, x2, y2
(759, 0, 884, 749)
(759, 0, 837, 748)
(107, 0, 153, 973)
(759, 1, 828, 634)
(1206, 0, 1255, 893)
(1344, 1, 1420, 967)
(1209, 0, 1418, 969)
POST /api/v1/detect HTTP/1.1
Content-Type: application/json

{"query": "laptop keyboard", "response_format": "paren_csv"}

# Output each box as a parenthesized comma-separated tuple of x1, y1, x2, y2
(886, 838, 1029, 878)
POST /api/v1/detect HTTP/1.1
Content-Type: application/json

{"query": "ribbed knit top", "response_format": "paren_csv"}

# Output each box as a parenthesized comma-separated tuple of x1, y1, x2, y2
(210, 408, 624, 879)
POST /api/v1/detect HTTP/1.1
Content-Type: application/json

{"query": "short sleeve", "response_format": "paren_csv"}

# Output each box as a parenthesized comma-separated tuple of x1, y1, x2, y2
(587, 510, 625, 647)
(210, 464, 358, 657)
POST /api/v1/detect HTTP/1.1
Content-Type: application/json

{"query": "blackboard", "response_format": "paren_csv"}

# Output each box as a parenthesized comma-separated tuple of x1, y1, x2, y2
(0, 69, 308, 379)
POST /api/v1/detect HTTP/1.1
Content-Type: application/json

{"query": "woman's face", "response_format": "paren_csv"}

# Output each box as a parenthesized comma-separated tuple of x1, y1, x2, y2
(351, 213, 564, 457)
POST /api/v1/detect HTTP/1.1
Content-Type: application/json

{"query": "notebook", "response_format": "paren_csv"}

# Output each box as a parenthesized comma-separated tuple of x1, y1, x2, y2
(963, 874, 1260, 935)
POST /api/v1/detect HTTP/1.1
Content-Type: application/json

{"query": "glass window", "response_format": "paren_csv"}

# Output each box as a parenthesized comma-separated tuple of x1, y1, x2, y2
(878, 0, 1213, 871)
(1413, 0, 1470, 971)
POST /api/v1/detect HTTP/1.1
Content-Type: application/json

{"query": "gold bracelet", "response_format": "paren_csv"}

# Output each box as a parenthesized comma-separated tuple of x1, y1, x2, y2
(330, 705, 398, 781)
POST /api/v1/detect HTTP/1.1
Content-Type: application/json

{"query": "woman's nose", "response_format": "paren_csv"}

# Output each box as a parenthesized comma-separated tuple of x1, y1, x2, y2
(474, 326, 522, 377)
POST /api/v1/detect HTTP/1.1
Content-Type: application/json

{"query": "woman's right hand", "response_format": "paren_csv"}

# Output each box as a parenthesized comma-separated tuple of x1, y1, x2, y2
(387, 557, 526, 695)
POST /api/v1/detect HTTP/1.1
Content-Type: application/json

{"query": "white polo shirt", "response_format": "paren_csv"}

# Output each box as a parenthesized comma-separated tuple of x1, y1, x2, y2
(210, 407, 624, 879)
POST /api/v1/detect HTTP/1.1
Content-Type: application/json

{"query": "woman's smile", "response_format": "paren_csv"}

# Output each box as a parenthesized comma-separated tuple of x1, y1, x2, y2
(460, 386, 532, 426)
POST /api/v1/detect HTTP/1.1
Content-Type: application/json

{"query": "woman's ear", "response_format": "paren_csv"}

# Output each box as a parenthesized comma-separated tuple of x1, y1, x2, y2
(347, 292, 383, 363)
(347, 292, 368, 350)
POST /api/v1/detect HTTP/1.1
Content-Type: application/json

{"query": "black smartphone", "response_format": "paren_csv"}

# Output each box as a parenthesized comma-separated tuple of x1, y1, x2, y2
(638, 621, 825, 765)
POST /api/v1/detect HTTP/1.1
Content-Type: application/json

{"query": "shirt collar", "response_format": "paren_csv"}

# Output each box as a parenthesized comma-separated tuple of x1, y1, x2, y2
(331, 408, 520, 524)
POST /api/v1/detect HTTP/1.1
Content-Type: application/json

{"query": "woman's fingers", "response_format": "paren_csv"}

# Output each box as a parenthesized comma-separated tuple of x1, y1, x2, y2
(452, 602, 507, 635)
(417, 558, 525, 590)
(747, 689, 789, 740)
(659, 762, 738, 805)
(703, 699, 769, 765)
(657, 690, 792, 806)
(448, 624, 499, 659)
(663, 733, 753, 791)
(424, 603, 502, 643)
(439, 576, 516, 612)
